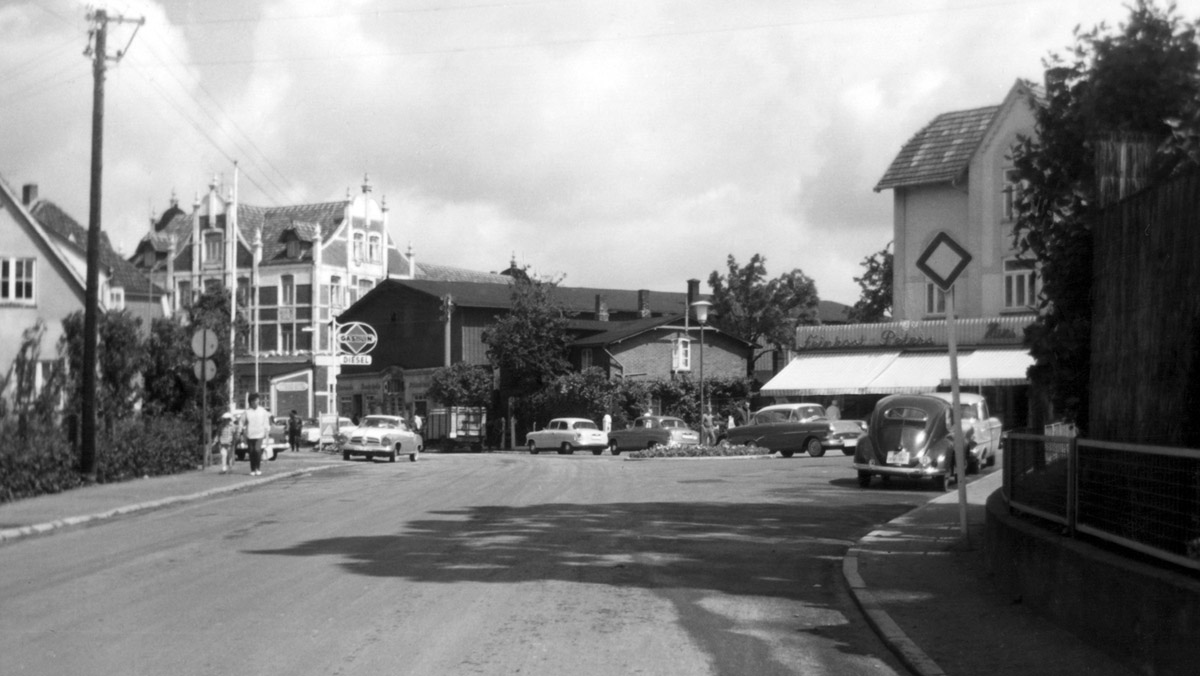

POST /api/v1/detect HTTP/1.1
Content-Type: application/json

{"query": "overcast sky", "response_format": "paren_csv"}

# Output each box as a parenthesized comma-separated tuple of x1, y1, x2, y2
(3, 0, 1197, 305)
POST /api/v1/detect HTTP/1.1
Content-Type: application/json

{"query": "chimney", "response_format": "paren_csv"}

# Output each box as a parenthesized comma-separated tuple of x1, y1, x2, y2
(595, 294, 609, 322)
(22, 184, 37, 207)
(687, 278, 700, 309)
(637, 289, 651, 318)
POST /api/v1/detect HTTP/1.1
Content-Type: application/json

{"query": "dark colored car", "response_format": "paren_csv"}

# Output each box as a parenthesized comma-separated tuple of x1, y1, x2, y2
(720, 403, 835, 458)
(853, 394, 967, 490)
(607, 416, 700, 454)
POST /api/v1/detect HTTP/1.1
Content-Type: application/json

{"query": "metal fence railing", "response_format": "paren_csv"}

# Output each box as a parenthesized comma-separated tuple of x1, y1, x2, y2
(1002, 431, 1200, 572)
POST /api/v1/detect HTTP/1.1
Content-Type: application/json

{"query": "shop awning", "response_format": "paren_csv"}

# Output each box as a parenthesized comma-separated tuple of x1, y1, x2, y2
(865, 352, 951, 393)
(759, 351, 902, 396)
(762, 348, 1034, 397)
(940, 348, 1033, 387)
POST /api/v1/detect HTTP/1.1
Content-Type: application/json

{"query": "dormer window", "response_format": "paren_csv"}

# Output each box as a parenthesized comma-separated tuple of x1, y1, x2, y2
(287, 239, 300, 259)
(368, 234, 381, 263)
(204, 232, 223, 266)
(142, 249, 155, 268)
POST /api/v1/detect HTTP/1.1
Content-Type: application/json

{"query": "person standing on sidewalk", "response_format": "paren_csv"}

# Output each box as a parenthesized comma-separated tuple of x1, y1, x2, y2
(241, 394, 272, 476)
(286, 410, 302, 454)
(215, 412, 240, 474)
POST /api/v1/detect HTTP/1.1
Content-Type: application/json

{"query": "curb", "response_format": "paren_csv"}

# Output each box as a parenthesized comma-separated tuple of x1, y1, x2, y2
(0, 463, 342, 545)
(843, 546, 946, 676)
(623, 453, 776, 461)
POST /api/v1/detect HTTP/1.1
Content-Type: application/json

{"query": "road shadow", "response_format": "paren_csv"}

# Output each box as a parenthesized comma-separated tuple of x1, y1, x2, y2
(246, 498, 920, 664)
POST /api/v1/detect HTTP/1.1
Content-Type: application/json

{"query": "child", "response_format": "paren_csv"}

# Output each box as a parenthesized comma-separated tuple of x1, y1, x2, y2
(215, 411, 240, 474)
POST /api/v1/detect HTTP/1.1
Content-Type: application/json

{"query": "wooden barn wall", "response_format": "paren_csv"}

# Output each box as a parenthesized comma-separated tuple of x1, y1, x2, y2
(1090, 169, 1200, 447)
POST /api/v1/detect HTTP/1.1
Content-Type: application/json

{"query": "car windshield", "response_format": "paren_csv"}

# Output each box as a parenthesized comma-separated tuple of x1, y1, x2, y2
(958, 404, 979, 420)
(753, 410, 791, 424)
(572, 421, 598, 430)
(831, 421, 864, 433)
(363, 417, 400, 429)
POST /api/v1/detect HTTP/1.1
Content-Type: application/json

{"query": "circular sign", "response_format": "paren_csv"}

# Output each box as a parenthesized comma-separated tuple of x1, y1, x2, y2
(193, 359, 217, 381)
(191, 329, 219, 358)
(337, 322, 379, 356)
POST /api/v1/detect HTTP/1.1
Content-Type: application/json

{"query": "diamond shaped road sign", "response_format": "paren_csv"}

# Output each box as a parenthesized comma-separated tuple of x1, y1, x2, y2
(916, 231, 973, 291)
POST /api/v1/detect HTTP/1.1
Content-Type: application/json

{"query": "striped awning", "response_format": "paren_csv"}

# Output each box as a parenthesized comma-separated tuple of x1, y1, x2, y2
(759, 351, 902, 396)
(761, 349, 1033, 396)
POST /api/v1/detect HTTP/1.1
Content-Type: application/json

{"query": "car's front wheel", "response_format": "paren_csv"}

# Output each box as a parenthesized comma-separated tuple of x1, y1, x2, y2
(559, 442, 573, 455)
(857, 471, 872, 488)
(608, 440, 620, 456)
(806, 438, 825, 458)
(389, 446, 398, 463)
(343, 450, 351, 461)
(528, 441, 539, 455)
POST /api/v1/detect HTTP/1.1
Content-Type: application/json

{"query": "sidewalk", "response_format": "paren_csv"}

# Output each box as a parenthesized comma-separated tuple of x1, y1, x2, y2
(844, 471, 1137, 676)
(0, 450, 340, 544)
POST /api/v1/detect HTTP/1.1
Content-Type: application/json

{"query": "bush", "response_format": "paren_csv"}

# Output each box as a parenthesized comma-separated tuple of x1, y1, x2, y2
(0, 412, 204, 503)
(0, 419, 83, 502)
(628, 443, 771, 459)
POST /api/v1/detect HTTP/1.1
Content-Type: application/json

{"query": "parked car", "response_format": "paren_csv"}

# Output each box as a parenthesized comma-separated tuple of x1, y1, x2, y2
(720, 403, 835, 457)
(923, 392, 1001, 472)
(266, 415, 289, 453)
(340, 414, 423, 462)
(304, 415, 350, 451)
(827, 419, 867, 456)
(853, 394, 972, 490)
(526, 418, 608, 455)
(607, 416, 699, 455)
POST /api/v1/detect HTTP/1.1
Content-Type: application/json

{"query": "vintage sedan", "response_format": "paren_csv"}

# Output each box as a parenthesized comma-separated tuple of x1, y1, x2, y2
(304, 416, 352, 448)
(607, 416, 699, 455)
(526, 418, 608, 455)
(340, 414, 423, 463)
(827, 419, 868, 456)
(923, 392, 1001, 473)
(853, 394, 970, 490)
(720, 403, 836, 457)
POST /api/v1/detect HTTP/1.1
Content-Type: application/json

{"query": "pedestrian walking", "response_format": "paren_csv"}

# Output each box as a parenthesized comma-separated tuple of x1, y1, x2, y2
(602, 413, 612, 433)
(287, 410, 302, 453)
(701, 408, 716, 446)
(214, 411, 240, 474)
(241, 393, 272, 476)
(412, 412, 423, 433)
(827, 399, 842, 421)
(736, 401, 751, 427)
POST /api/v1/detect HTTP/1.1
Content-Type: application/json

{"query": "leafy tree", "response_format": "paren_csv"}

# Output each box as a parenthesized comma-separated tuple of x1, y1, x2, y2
(61, 309, 145, 424)
(428, 362, 493, 408)
(483, 275, 572, 399)
(531, 368, 615, 423)
(847, 243, 893, 323)
(142, 316, 199, 417)
(707, 254, 820, 376)
(1011, 0, 1200, 428)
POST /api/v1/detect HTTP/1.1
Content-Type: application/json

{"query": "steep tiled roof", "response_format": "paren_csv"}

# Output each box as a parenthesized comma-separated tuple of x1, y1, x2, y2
(31, 200, 166, 299)
(415, 261, 510, 284)
(244, 202, 347, 266)
(874, 105, 999, 191)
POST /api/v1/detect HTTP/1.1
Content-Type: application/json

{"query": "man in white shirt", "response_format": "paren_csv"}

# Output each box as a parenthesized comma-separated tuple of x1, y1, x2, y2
(241, 393, 272, 476)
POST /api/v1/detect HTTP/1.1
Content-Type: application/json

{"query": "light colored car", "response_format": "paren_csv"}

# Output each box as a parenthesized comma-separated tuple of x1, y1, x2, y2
(923, 392, 1001, 472)
(827, 420, 867, 456)
(526, 418, 608, 455)
(303, 416, 352, 447)
(340, 414, 423, 463)
(607, 416, 699, 455)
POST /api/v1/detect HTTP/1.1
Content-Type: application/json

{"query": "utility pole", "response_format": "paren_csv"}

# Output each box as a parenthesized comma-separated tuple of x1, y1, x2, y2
(81, 9, 143, 478)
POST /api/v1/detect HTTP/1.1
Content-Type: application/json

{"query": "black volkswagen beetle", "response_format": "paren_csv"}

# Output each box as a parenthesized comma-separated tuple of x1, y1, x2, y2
(853, 394, 968, 490)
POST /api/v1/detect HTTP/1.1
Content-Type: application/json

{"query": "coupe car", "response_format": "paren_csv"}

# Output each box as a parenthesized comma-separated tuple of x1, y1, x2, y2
(720, 403, 836, 457)
(853, 394, 972, 490)
(340, 414, 423, 462)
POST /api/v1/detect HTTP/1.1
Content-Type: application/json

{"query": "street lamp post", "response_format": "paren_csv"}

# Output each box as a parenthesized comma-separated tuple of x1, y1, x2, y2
(691, 300, 712, 443)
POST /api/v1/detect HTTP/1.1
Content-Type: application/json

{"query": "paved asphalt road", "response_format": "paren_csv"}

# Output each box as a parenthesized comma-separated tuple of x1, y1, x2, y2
(0, 452, 951, 675)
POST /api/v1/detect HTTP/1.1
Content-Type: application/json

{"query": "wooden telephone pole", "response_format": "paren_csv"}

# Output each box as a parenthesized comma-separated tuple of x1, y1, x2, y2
(80, 9, 143, 478)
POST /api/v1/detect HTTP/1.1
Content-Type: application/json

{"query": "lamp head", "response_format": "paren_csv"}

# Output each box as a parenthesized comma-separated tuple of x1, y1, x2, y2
(691, 299, 712, 324)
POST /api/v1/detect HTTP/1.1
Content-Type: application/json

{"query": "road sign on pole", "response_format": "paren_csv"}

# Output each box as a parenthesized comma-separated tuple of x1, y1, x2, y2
(917, 231, 972, 539)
